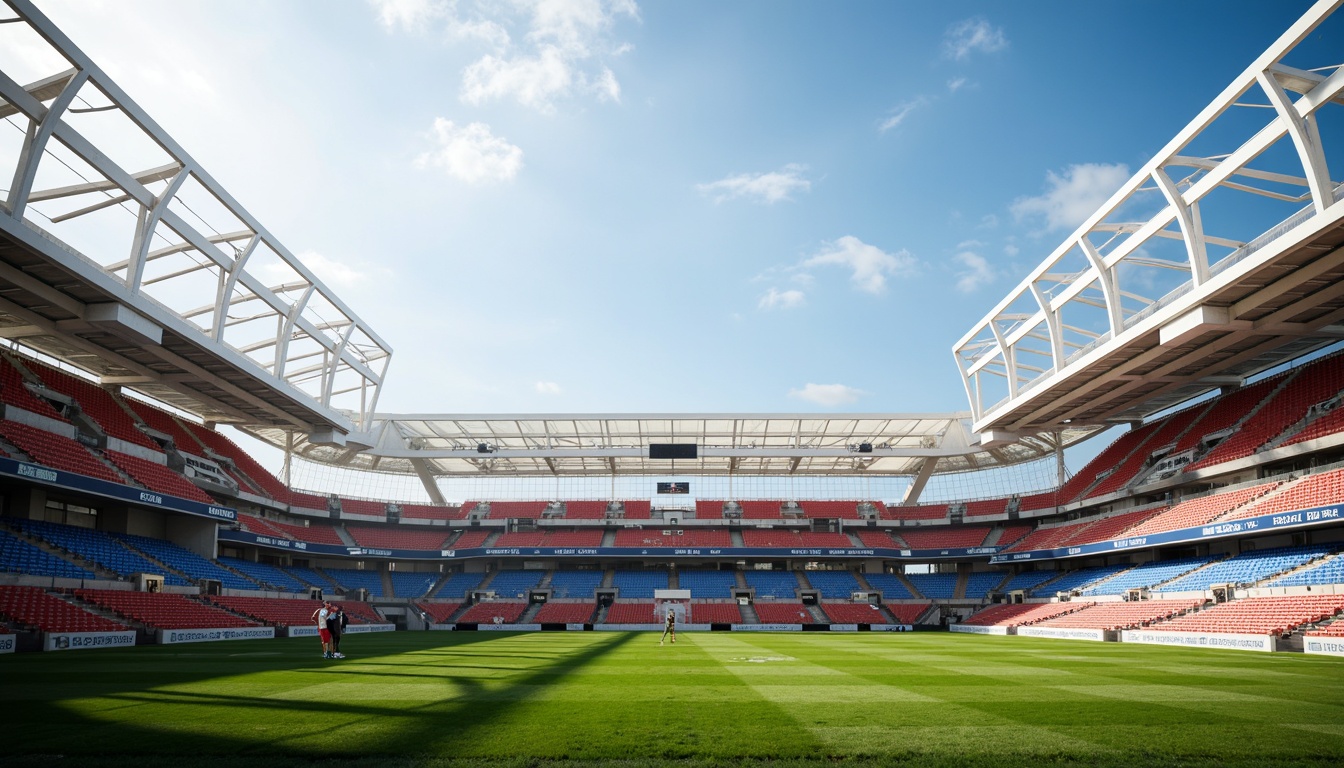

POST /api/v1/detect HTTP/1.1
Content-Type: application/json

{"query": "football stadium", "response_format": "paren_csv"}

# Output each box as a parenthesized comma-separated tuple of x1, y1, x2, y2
(2, 0, 1344, 766)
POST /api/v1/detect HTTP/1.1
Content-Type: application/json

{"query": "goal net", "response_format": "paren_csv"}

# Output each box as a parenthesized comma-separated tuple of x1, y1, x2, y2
(653, 589, 691, 625)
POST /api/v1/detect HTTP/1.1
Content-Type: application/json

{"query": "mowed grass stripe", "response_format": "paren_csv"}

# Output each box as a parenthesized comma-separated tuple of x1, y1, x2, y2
(2, 630, 1343, 767)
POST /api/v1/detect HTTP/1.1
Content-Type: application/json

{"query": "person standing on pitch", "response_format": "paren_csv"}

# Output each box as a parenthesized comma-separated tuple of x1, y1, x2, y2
(326, 603, 347, 658)
(313, 600, 334, 658)
(659, 607, 676, 645)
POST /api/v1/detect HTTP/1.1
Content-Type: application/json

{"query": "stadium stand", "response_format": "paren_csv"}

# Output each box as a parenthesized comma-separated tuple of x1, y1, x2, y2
(12, 519, 187, 585)
(998, 570, 1060, 594)
(0, 355, 69, 421)
(116, 532, 258, 590)
(820, 602, 888, 624)
(1029, 565, 1130, 596)
(754, 602, 815, 623)
(432, 572, 486, 599)
(694, 500, 724, 519)
(622, 500, 652, 519)
(77, 589, 258, 629)
(687, 602, 743, 623)
(995, 525, 1033, 547)
(417, 601, 463, 623)
(447, 530, 492, 549)
(338, 497, 386, 517)
(1086, 406, 1206, 498)
(1171, 375, 1285, 462)
(206, 596, 329, 627)
(612, 570, 668, 598)
(863, 573, 915, 600)
(480, 501, 549, 519)
(855, 530, 899, 548)
(548, 570, 604, 599)
(906, 573, 958, 599)
(0, 585, 126, 632)
(799, 500, 861, 519)
(322, 568, 386, 598)
(1031, 599, 1204, 631)
(1158, 545, 1333, 592)
(744, 571, 798, 599)
(964, 571, 1006, 600)
(898, 527, 990, 549)
(0, 527, 95, 579)
(388, 571, 441, 598)
(290, 492, 329, 512)
(26, 361, 159, 449)
(803, 570, 862, 599)
(484, 569, 545, 597)
(885, 603, 932, 624)
(534, 601, 596, 623)
(612, 528, 732, 548)
(739, 500, 783, 519)
(564, 500, 608, 519)
(217, 557, 309, 592)
(1081, 557, 1213, 596)
(1267, 553, 1344, 587)
(1230, 467, 1344, 520)
(457, 601, 528, 624)
(399, 503, 465, 520)
(963, 498, 1007, 517)
(103, 450, 214, 503)
(882, 503, 948, 521)
(346, 526, 451, 550)
(167, 415, 293, 503)
(1154, 595, 1344, 635)
(0, 420, 123, 483)
(678, 569, 738, 598)
(603, 602, 657, 623)
(959, 602, 1085, 627)
(1124, 482, 1283, 536)
(260, 518, 346, 546)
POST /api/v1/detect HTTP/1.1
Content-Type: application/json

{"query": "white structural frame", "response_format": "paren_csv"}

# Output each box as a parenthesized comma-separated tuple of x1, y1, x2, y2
(0, 0, 391, 432)
(954, 0, 1344, 432)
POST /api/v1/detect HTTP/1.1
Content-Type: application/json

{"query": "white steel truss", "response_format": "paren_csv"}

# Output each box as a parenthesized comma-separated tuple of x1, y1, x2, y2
(955, 0, 1344, 435)
(0, 0, 391, 435)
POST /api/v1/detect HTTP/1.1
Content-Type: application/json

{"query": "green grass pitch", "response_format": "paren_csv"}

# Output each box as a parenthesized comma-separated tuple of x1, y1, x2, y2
(3, 630, 1343, 768)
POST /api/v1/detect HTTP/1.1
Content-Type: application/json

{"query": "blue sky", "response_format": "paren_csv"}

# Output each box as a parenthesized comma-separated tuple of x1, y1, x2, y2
(24, 0, 1327, 424)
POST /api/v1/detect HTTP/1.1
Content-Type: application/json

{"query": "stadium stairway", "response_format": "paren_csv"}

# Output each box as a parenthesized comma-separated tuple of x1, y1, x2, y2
(600, 529, 617, 546)
(334, 527, 358, 547)
(729, 529, 746, 547)
(954, 570, 970, 599)
(519, 602, 544, 624)
(739, 602, 759, 623)
(804, 603, 828, 624)
(380, 570, 394, 598)
(896, 572, 923, 599)
(600, 569, 615, 588)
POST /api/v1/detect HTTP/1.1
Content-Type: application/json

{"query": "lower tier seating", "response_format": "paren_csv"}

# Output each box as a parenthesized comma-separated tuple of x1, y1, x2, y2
(77, 589, 257, 629)
(1154, 595, 1344, 635)
(0, 585, 126, 632)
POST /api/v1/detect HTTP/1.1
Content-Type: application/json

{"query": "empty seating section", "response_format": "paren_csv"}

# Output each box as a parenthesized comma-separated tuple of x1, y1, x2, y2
(347, 526, 450, 550)
(737, 500, 782, 519)
(535, 602, 595, 623)
(218, 557, 308, 591)
(960, 602, 1083, 627)
(1268, 554, 1344, 587)
(447, 530, 492, 549)
(995, 525, 1032, 547)
(885, 504, 948, 521)
(122, 400, 201, 455)
(1003, 523, 1084, 553)
(613, 528, 731, 548)
(389, 571, 440, 598)
(417, 601, 462, 623)
(1159, 545, 1332, 591)
(612, 570, 668, 598)
(336, 602, 385, 624)
(236, 514, 292, 539)
(495, 529, 604, 548)
(1089, 407, 1208, 499)
(1000, 570, 1060, 594)
(565, 501, 608, 519)
(263, 519, 346, 546)
(78, 589, 257, 629)
(855, 530, 898, 548)
(1156, 595, 1344, 634)
(1035, 599, 1203, 631)
(206, 596, 329, 626)
(740, 530, 852, 548)
(27, 361, 158, 449)
(1173, 376, 1282, 456)
(1308, 620, 1344, 637)
(0, 421, 122, 483)
(0, 527, 94, 579)
(0, 585, 125, 632)
(1125, 483, 1282, 536)
(886, 603, 931, 624)
(907, 573, 957, 599)
(322, 568, 386, 598)
(1016, 493, 1059, 512)
(1082, 557, 1212, 596)
(434, 571, 486, 599)
(339, 497, 387, 517)
(290, 492, 329, 511)
(483, 501, 549, 519)
(285, 566, 333, 589)
(695, 500, 724, 519)
(104, 450, 214, 503)
(898, 527, 990, 549)
(821, 602, 888, 624)
(1067, 508, 1164, 546)
(118, 532, 257, 590)
(744, 571, 798, 599)
(173, 417, 292, 503)
(0, 356, 68, 420)
(805, 570, 861, 598)
(864, 573, 914, 599)
(458, 601, 527, 623)
(754, 602, 814, 623)
(1192, 356, 1344, 470)
(400, 503, 465, 520)
(678, 569, 738, 598)
(800, 500, 860, 519)
(1029, 565, 1129, 596)
(603, 602, 657, 623)
(485, 569, 545, 597)
(14, 519, 187, 585)
(1232, 467, 1344, 520)
(964, 499, 1006, 517)
(548, 570, 604, 599)
(689, 602, 742, 623)
(964, 572, 1005, 599)
(1059, 421, 1162, 502)
(622, 500, 652, 519)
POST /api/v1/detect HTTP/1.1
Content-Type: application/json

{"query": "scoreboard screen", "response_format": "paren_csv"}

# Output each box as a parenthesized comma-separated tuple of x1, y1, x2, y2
(656, 482, 689, 495)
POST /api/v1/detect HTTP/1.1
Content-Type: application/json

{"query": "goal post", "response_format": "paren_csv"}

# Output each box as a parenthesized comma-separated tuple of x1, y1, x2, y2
(653, 589, 691, 625)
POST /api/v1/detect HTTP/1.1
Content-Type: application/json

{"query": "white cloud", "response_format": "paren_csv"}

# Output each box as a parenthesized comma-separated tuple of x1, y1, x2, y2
(697, 164, 810, 204)
(369, 0, 444, 32)
(878, 97, 928, 133)
(801, 236, 918, 295)
(461, 46, 574, 112)
(294, 249, 383, 289)
(943, 17, 1008, 61)
(535, 381, 562, 394)
(592, 66, 621, 102)
(1004, 243, 1020, 257)
(953, 248, 996, 293)
(789, 383, 864, 408)
(758, 288, 806, 310)
(947, 76, 967, 93)
(1010, 162, 1131, 232)
(415, 118, 524, 183)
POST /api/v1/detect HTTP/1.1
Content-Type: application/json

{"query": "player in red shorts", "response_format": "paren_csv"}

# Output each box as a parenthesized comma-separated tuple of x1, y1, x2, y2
(313, 600, 334, 658)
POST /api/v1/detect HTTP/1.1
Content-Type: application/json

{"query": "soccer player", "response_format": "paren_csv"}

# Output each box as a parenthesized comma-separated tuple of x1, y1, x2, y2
(659, 607, 676, 645)
(313, 600, 333, 658)
(326, 604, 347, 659)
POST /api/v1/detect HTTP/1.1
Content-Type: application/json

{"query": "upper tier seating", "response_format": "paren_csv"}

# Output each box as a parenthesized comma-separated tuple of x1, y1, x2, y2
(1124, 482, 1282, 537)
(346, 526, 451, 550)
(494, 529, 605, 548)
(678, 569, 738, 598)
(740, 530, 852, 548)
(27, 361, 158, 449)
(898, 527, 990, 549)
(485, 569, 545, 597)
(1154, 595, 1344, 635)
(261, 518, 346, 546)
(0, 527, 95, 579)
(753, 602, 815, 623)
(738, 500, 783, 519)
(612, 570, 668, 598)
(122, 400, 201, 456)
(820, 602, 888, 624)
(1230, 467, 1344, 521)
(458, 601, 528, 624)
(1067, 508, 1166, 546)
(337, 497, 387, 517)
(995, 525, 1033, 547)
(688, 602, 743, 623)
(446, 530, 492, 549)
(77, 589, 258, 629)
(1159, 545, 1333, 592)
(13, 519, 187, 585)
(116, 532, 258, 590)
(1058, 420, 1164, 502)
(478, 501, 549, 520)
(881, 503, 948, 521)
(534, 602, 596, 623)
(547, 570, 605, 599)
(622, 500, 652, 519)
(236, 514, 293, 539)
(104, 450, 214, 504)
(0, 355, 68, 421)
(399, 503, 466, 520)
(0, 420, 122, 483)
(612, 528, 731, 548)
(886, 603, 932, 624)
(1028, 565, 1130, 596)
(799, 500, 861, 519)
(1086, 406, 1206, 499)
(388, 571, 441, 598)
(1016, 492, 1061, 512)
(960, 602, 1084, 627)
(433, 572, 486, 599)
(906, 573, 957, 599)
(289, 492, 329, 511)
(744, 570, 798, 599)
(694, 500, 724, 519)
(0, 585, 125, 632)
(564, 500, 609, 519)
(1268, 554, 1344, 587)
(168, 415, 293, 502)
(964, 571, 1006, 600)
(217, 557, 309, 592)
(999, 570, 1060, 593)
(804, 570, 862, 599)
(1081, 557, 1212, 596)
(602, 602, 657, 623)
(322, 568, 385, 598)
(855, 530, 899, 548)
(1033, 599, 1203, 631)
(963, 498, 1007, 517)
(863, 573, 914, 600)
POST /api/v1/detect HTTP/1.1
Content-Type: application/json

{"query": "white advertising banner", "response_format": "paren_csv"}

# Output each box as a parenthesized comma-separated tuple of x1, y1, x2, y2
(1302, 635, 1344, 657)
(477, 623, 541, 631)
(1121, 629, 1275, 652)
(827, 624, 859, 632)
(0, 633, 15, 653)
(594, 623, 662, 631)
(732, 623, 803, 632)
(44, 630, 136, 651)
(949, 624, 1010, 635)
(288, 623, 396, 638)
(1017, 626, 1106, 642)
(565, 623, 587, 631)
(159, 627, 276, 645)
